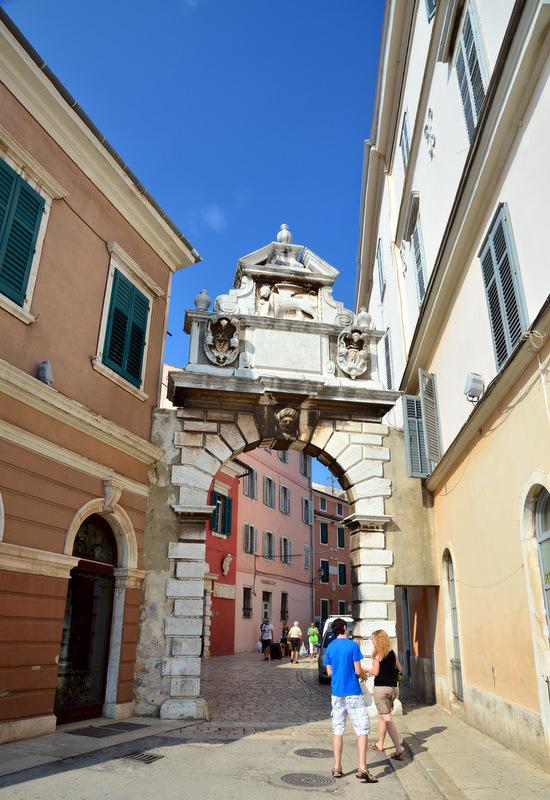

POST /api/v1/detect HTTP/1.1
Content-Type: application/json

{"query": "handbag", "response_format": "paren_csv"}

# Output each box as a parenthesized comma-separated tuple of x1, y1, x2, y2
(360, 679, 373, 707)
(395, 668, 402, 682)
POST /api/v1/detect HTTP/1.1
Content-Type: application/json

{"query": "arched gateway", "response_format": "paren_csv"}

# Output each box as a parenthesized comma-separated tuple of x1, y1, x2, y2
(135, 225, 400, 719)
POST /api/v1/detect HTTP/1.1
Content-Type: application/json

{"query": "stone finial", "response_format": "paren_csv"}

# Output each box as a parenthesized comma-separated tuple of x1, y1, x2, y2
(277, 223, 292, 244)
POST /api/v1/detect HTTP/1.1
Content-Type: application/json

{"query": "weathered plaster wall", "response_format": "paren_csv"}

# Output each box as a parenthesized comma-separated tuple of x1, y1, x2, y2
(134, 409, 180, 715)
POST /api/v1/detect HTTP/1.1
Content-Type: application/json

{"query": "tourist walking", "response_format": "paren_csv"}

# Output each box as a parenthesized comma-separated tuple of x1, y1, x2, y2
(280, 620, 290, 657)
(287, 620, 303, 664)
(307, 621, 319, 658)
(365, 629, 404, 760)
(259, 618, 274, 661)
(323, 618, 378, 783)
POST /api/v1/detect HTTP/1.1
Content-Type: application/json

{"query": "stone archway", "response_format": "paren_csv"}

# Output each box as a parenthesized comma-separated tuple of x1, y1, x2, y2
(135, 225, 400, 719)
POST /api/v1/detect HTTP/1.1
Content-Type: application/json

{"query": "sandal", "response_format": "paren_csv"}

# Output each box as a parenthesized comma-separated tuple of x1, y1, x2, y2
(391, 752, 404, 760)
(356, 769, 379, 783)
(331, 768, 343, 778)
(371, 743, 384, 751)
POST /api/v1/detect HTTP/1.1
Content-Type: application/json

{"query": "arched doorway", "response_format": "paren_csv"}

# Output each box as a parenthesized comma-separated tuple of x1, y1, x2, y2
(55, 514, 116, 723)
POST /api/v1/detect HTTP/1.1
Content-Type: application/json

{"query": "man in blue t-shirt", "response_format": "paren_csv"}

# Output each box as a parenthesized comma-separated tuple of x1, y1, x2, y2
(324, 618, 378, 783)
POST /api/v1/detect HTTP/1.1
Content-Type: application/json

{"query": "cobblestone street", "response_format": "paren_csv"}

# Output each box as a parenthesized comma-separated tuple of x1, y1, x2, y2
(2, 652, 549, 799)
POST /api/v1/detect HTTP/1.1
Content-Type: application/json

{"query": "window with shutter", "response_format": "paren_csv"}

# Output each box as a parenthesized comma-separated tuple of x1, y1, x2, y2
(403, 395, 430, 478)
(403, 370, 442, 478)
(479, 205, 526, 371)
(263, 530, 275, 559)
(264, 476, 276, 507)
(103, 269, 149, 388)
(455, 3, 488, 143)
(211, 490, 231, 535)
(0, 159, 45, 307)
(320, 559, 329, 583)
(279, 484, 291, 515)
(303, 544, 310, 570)
(412, 218, 427, 304)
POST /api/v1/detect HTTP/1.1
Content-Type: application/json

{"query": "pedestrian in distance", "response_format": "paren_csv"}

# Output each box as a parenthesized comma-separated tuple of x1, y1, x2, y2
(259, 617, 274, 661)
(287, 620, 303, 664)
(365, 628, 404, 760)
(307, 621, 319, 659)
(280, 620, 290, 657)
(324, 617, 379, 783)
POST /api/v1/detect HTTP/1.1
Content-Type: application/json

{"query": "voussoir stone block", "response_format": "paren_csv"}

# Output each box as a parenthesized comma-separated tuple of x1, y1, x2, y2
(204, 434, 233, 464)
(309, 420, 335, 450)
(174, 432, 203, 447)
(172, 465, 213, 492)
(362, 422, 388, 436)
(346, 460, 383, 485)
(183, 421, 218, 433)
(180, 448, 221, 475)
(219, 423, 246, 452)
(237, 413, 261, 444)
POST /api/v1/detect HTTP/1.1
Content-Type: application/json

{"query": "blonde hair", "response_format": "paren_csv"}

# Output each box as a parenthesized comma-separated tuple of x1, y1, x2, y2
(372, 629, 392, 661)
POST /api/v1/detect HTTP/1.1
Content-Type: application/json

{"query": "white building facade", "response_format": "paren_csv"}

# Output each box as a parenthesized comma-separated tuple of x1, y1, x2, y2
(357, 0, 550, 770)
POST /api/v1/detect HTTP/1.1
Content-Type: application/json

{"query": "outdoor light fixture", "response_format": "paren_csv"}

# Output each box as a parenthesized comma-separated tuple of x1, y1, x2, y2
(464, 372, 484, 403)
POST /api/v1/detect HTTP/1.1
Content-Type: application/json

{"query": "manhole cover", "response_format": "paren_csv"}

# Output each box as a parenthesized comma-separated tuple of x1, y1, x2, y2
(121, 751, 164, 764)
(281, 773, 335, 787)
(294, 748, 334, 759)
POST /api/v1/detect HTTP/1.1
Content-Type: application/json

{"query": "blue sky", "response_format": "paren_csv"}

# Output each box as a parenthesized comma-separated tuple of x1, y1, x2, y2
(3, 0, 385, 481)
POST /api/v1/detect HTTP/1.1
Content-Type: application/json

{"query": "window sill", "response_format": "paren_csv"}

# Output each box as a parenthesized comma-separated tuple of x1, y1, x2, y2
(0, 294, 36, 325)
(91, 358, 148, 401)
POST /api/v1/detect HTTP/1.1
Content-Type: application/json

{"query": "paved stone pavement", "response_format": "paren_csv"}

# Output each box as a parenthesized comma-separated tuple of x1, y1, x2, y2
(0, 652, 549, 799)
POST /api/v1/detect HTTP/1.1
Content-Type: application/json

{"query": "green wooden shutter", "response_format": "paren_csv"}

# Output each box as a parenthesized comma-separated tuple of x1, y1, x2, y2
(0, 159, 45, 306)
(103, 269, 149, 387)
(338, 563, 346, 585)
(403, 394, 430, 478)
(337, 527, 345, 548)
(223, 495, 232, 535)
(383, 329, 393, 390)
(480, 205, 526, 371)
(210, 490, 220, 532)
(320, 522, 328, 545)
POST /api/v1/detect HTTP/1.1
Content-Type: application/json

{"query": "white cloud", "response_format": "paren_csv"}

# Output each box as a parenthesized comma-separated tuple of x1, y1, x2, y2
(202, 204, 228, 233)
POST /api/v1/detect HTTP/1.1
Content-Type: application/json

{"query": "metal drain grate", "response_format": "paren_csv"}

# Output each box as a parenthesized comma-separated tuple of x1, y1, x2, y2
(294, 748, 334, 759)
(121, 751, 164, 764)
(281, 773, 335, 788)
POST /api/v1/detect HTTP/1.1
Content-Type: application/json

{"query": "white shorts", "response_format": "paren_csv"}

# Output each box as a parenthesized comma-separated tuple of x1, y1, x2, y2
(331, 695, 370, 736)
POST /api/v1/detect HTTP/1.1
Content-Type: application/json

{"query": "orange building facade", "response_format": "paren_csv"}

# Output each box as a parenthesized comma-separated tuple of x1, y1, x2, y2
(0, 13, 198, 742)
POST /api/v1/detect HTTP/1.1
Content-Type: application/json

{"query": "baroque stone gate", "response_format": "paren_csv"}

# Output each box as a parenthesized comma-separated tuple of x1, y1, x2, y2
(135, 226, 400, 719)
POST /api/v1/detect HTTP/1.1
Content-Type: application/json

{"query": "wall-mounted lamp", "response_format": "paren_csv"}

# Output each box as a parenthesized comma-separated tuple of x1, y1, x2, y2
(464, 372, 484, 403)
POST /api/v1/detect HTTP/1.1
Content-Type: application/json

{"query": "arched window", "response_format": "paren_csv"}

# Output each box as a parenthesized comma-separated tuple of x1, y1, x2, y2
(535, 488, 550, 630)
